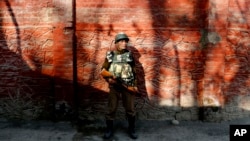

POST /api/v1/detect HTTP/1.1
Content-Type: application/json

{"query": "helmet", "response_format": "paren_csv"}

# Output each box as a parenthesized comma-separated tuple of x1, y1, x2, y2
(115, 32, 129, 43)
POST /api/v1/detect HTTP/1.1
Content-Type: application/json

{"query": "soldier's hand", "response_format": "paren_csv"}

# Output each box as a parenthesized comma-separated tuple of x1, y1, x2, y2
(127, 86, 138, 93)
(108, 78, 117, 84)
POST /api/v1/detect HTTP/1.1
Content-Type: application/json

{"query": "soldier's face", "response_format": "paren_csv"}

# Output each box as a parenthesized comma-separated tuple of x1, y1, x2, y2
(116, 40, 128, 51)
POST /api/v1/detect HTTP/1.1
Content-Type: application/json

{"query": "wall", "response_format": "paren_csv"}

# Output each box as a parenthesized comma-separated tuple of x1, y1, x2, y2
(0, 0, 75, 120)
(0, 0, 249, 121)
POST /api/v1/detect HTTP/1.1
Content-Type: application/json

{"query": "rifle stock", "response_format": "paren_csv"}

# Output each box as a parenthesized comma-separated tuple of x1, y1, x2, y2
(100, 69, 114, 77)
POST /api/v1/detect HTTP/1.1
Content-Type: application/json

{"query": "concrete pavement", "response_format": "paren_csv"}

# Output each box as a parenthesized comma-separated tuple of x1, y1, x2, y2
(0, 117, 249, 141)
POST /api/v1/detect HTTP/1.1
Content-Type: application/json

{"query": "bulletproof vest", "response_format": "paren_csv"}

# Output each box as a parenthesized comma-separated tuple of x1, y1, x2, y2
(106, 51, 135, 86)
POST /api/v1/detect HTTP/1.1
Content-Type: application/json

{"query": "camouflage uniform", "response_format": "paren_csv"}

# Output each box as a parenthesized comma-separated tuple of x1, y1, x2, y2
(102, 49, 136, 120)
(101, 33, 138, 139)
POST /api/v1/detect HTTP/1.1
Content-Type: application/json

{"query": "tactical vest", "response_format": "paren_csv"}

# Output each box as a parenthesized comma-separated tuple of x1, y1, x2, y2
(106, 50, 135, 86)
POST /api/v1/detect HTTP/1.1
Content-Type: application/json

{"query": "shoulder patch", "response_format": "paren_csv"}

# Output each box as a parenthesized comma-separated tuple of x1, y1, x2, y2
(106, 51, 113, 62)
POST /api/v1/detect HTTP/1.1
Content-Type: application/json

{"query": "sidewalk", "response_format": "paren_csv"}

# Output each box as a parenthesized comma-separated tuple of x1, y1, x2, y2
(0, 117, 249, 141)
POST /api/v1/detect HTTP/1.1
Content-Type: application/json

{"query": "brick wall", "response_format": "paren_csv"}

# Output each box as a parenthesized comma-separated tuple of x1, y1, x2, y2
(0, 0, 75, 119)
(0, 0, 249, 121)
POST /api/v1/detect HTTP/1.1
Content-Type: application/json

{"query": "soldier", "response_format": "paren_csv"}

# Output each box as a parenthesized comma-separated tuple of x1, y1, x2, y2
(100, 32, 138, 139)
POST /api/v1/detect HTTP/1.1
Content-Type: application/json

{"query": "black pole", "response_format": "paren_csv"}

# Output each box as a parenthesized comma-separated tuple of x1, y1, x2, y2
(72, 0, 79, 120)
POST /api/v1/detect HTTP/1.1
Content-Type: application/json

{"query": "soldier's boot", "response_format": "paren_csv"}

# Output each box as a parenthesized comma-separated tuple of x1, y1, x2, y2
(128, 116, 138, 139)
(103, 120, 113, 139)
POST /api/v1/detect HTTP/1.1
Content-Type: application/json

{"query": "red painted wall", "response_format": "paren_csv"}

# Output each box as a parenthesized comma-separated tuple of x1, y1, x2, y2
(0, 0, 249, 121)
(0, 0, 75, 119)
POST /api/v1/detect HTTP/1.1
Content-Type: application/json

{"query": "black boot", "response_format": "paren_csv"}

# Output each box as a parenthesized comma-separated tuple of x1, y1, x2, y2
(128, 116, 138, 139)
(103, 120, 113, 139)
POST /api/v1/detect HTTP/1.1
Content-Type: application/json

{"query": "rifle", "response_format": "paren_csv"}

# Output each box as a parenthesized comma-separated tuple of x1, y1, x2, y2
(100, 69, 138, 93)
(100, 68, 114, 78)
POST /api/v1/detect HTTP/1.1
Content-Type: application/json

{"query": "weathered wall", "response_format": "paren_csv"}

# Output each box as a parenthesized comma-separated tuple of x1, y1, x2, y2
(76, 0, 250, 121)
(0, 0, 75, 119)
(0, 0, 249, 121)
